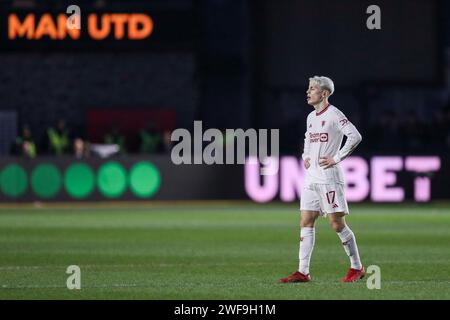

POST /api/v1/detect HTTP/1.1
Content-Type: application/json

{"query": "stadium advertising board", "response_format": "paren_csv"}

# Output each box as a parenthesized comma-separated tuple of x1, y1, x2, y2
(245, 156, 442, 203)
(7, 12, 154, 41)
(0, 155, 446, 203)
(0, 3, 195, 50)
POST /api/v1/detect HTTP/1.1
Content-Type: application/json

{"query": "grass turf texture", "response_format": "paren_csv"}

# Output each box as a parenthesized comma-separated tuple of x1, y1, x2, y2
(0, 202, 449, 299)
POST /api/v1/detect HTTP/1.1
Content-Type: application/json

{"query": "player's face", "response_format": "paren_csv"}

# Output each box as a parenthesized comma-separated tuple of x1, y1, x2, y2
(306, 82, 325, 106)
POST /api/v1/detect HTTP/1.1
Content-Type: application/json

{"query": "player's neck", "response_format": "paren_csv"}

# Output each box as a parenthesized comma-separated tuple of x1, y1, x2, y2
(314, 100, 329, 113)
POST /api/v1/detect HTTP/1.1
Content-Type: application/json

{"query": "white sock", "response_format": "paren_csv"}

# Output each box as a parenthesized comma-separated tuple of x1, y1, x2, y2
(298, 227, 315, 275)
(337, 225, 362, 270)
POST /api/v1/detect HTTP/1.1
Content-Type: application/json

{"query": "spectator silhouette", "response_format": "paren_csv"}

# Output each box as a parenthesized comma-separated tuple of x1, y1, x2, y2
(104, 125, 126, 154)
(13, 125, 37, 159)
(47, 119, 70, 156)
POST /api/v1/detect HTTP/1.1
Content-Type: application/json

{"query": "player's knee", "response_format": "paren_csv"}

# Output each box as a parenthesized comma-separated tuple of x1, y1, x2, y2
(330, 220, 345, 232)
(300, 212, 316, 228)
(300, 219, 315, 228)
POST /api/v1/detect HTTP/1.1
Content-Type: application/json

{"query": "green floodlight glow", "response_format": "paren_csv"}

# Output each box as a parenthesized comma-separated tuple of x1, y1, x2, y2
(0, 164, 28, 197)
(97, 161, 127, 198)
(129, 161, 161, 198)
(64, 163, 95, 199)
(31, 163, 62, 198)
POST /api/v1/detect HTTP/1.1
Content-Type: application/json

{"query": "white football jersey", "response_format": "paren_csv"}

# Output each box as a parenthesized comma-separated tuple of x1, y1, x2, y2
(301, 104, 362, 184)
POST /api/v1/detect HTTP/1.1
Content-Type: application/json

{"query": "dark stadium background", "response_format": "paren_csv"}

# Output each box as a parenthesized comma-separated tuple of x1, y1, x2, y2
(0, 0, 448, 203)
(0, 0, 449, 302)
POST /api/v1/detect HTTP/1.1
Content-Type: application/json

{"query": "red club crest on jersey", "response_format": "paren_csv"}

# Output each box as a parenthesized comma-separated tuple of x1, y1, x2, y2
(322, 121, 326, 127)
(320, 133, 328, 142)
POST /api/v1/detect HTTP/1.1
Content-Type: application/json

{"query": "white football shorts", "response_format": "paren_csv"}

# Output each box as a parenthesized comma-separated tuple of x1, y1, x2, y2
(300, 182, 349, 217)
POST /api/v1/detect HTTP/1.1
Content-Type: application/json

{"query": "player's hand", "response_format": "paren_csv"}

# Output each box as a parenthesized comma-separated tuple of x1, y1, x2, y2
(304, 158, 310, 169)
(319, 156, 336, 169)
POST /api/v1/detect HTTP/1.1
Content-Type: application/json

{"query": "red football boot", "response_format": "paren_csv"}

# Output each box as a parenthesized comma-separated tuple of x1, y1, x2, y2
(341, 266, 365, 283)
(279, 271, 311, 283)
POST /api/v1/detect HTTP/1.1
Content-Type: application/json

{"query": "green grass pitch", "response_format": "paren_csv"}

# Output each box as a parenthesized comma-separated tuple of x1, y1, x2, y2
(0, 202, 449, 299)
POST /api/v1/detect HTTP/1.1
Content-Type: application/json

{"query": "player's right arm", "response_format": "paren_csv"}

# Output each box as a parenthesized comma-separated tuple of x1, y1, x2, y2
(301, 117, 311, 169)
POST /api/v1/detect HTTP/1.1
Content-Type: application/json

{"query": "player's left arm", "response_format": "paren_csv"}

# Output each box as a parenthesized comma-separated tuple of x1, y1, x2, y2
(319, 111, 362, 169)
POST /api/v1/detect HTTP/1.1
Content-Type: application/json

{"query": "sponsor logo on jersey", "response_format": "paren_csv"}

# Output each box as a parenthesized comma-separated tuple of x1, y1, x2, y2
(320, 133, 328, 142)
(309, 132, 329, 143)
(339, 119, 349, 126)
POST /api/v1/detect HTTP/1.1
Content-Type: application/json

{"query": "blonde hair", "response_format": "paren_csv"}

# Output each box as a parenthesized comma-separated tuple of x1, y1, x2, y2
(309, 76, 335, 96)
